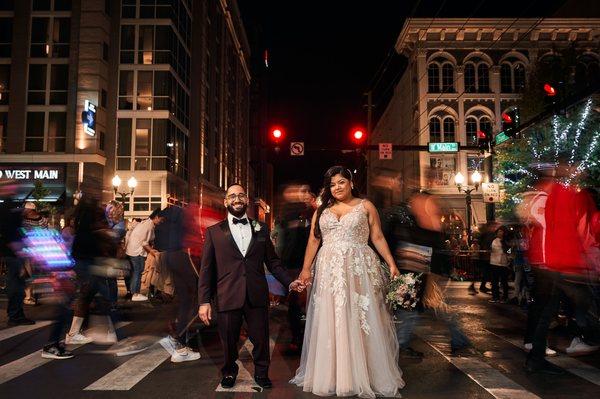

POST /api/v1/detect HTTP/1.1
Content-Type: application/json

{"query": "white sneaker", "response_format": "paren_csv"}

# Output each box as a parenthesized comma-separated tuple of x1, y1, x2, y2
(131, 294, 149, 302)
(159, 335, 180, 356)
(523, 343, 557, 357)
(65, 332, 93, 345)
(170, 346, 201, 363)
(566, 337, 599, 355)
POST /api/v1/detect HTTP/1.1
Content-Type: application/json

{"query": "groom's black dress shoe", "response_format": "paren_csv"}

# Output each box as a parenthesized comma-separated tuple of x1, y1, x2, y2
(254, 376, 273, 389)
(220, 375, 236, 388)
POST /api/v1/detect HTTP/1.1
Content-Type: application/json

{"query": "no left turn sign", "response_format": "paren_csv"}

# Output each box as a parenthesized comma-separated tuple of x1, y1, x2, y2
(290, 142, 305, 156)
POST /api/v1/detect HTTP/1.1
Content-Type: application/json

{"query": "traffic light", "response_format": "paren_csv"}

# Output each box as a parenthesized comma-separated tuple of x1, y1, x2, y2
(543, 83, 557, 97)
(501, 108, 520, 138)
(351, 128, 366, 145)
(477, 130, 490, 154)
(270, 127, 284, 143)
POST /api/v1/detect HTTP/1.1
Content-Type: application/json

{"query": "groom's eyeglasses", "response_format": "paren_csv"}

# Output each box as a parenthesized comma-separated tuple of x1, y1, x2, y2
(226, 193, 248, 201)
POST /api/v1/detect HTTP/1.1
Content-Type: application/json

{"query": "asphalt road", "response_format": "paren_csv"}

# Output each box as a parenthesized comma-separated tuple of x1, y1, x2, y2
(1, 281, 599, 399)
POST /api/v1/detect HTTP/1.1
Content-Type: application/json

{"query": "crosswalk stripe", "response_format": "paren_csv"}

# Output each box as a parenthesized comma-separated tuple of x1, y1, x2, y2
(215, 331, 279, 392)
(420, 333, 541, 399)
(0, 321, 131, 385)
(0, 321, 55, 342)
(485, 329, 600, 386)
(84, 342, 169, 391)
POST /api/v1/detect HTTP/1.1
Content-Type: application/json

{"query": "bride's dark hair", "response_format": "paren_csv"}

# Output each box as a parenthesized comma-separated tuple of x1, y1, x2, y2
(313, 166, 360, 239)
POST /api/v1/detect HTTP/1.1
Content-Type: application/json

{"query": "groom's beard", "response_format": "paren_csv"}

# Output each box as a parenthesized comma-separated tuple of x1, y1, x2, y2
(227, 203, 247, 218)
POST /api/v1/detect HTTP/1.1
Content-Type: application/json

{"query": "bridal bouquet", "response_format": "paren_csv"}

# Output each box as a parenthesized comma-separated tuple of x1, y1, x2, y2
(385, 272, 423, 311)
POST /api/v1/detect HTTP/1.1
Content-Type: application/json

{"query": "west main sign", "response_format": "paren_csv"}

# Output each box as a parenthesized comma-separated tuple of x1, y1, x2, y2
(0, 166, 65, 183)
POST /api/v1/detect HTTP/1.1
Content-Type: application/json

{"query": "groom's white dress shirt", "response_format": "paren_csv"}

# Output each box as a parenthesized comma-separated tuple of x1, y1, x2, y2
(228, 212, 252, 256)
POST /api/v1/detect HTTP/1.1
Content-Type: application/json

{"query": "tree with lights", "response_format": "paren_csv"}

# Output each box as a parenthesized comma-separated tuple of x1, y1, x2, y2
(495, 47, 600, 219)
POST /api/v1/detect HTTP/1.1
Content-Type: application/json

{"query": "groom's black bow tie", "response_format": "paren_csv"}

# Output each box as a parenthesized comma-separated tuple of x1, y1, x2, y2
(232, 217, 248, 225)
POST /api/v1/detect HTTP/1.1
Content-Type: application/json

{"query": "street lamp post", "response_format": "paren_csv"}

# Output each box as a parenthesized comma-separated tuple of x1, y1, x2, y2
(454, 170, 482, 245)
(112, 175, 137, 204)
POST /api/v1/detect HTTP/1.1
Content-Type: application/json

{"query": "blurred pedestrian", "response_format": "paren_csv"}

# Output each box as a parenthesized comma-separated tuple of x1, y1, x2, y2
(489, 227, 511, 303)
(0, 199, 34, 326)
(21, 202, 48, 306)
(125, 209, 163, 302)
(275, 183, 313, 353)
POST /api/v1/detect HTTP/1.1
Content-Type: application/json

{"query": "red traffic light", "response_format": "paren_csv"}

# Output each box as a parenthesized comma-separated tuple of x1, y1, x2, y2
(270, 127, 284, 141)
(477, 130, 487, 140)
(501, 112, 513, 124)
(353, 130, 364, 140)
(543, 83, 556, 97)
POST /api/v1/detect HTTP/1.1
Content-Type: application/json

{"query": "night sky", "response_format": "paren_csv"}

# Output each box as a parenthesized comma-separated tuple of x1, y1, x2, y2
(238, 0, 584, 193)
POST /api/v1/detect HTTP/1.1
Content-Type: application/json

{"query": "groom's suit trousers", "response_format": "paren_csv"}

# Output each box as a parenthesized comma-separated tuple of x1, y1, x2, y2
(217, 296, 270, 378)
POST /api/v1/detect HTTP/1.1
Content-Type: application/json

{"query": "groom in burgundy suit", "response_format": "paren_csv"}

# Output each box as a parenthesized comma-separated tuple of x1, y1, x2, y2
(198, 183, 300, 389)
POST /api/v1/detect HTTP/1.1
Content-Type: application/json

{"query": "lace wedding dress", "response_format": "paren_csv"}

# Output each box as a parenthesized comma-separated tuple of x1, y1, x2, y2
(290, 201, 404, 398)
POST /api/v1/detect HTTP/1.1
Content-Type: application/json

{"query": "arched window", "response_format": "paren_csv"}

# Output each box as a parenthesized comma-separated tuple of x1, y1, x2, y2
(500, 63, 512, 93)
(465, 113, 493, 145)
(514, 63, 526, 92)
(477, 63, 490, 92)
(501, 60, 527, 93)
(575, 55, 600, 89)
(428, 63, 440, 93)
(466, 117, 478, 146)
(442, 63, 455, 92)
(443, 117, 455, 142)
(429, 117, 441, 142)
(464, 63, 476, 93)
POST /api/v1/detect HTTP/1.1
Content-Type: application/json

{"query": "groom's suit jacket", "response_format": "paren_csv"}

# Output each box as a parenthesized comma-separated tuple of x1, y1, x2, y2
(198, 218, 293, 312)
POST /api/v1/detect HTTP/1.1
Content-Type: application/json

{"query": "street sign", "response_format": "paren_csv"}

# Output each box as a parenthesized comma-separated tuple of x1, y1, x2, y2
(495, 131, 510, 145)
(428, 142, 459, 153)
(482, 182, 500, 203)
(379, 143, 392, 160)
(290, 142, 304, 156)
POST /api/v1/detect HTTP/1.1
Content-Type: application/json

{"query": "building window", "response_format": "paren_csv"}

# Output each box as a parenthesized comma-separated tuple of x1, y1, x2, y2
(443, 117, 455, 142)
(118, 70, 133, 109)
(28, 64, 47, 104)
(467, 154, 483, 173)
(0, 1, 14, 11)
(429, 116, 441, 142)
(136, 71, 153, 110)
(575, 56, 600, 89)
(501, 60, 527, 93)
(441, 63, 455, 92)
(464, 64, 476, 93)
(429, 156, 456, 187)
(103, 42, 109, 61)
(0, 18, 12, 57)
(117, 118, 132, 170)
(0, 112, 7, 153)
(139, 25, 154, 65)
(99, 130, 105, 151)
(120, 25, 135, 63)
(24, 112, 66, 152)
(429, 115, 456, 142)
(101, 89, 107, 108)
(28, 64, 68, 105)
(104, 0, 112, 16)
(122, 0, 136, 18)
(30, 17, 71, 58)
(466, 114, 493, 146)
(428, 64, 440, 93)
(0, 65, 9, 105)
(477, 63, 490, 92)
(135, 119, 151, 170)
(33, 0, 71, 11)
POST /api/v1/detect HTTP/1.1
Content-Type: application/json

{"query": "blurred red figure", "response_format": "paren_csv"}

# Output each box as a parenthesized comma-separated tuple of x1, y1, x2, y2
(544, 182, 597, 275)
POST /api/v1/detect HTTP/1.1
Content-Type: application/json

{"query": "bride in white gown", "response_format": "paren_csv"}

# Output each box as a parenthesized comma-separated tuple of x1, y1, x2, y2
(290, 166, 405, 398)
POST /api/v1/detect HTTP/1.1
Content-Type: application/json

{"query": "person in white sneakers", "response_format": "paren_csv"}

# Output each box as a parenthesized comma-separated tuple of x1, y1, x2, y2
(125, 209, 163, 302)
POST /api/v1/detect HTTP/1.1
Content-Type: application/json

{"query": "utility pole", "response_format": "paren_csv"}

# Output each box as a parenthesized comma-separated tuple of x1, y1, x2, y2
(362, 91, 373, 194)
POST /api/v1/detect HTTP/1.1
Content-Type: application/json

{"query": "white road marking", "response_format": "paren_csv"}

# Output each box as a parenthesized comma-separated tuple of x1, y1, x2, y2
(84, 342, 169, 390)
(420, 332, 541, 399)
(0, 321, 55, 342)
(0, 322, 131, 385)
(486, 329, 600, 386)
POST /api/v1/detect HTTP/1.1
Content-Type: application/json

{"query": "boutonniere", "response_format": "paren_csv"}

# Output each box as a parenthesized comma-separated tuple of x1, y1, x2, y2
(251, 220, 261, 233)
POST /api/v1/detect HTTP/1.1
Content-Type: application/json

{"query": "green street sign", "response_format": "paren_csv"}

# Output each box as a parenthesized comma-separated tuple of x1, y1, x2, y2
(495, 131, 510, 145)
(428, 142, 459, 153)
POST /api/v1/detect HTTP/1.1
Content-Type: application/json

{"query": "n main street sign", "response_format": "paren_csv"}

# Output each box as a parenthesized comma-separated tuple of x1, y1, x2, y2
(494, 131, 511, 146)
(428, 142, 459, 153)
